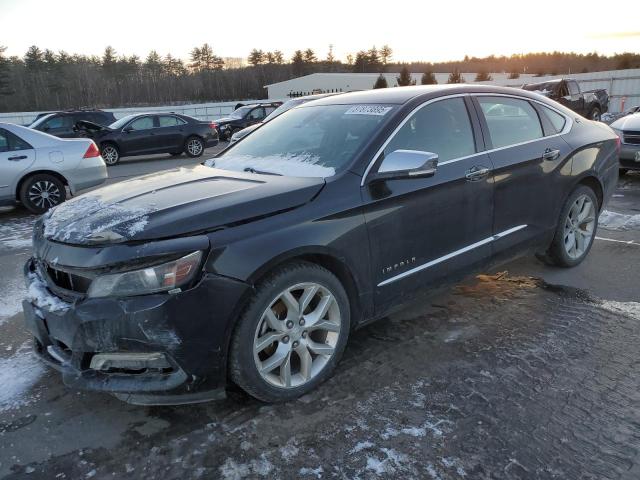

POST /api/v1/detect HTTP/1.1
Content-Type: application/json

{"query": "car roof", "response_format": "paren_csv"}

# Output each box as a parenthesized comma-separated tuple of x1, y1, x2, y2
(307, 84, 557, 106)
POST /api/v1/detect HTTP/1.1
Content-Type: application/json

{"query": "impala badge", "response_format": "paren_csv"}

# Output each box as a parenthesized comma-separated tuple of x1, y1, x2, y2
(382, 257, 417, 275)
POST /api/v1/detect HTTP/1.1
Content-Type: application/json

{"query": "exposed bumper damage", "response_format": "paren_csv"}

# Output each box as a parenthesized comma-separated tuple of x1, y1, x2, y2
(22, 257, 251, 405)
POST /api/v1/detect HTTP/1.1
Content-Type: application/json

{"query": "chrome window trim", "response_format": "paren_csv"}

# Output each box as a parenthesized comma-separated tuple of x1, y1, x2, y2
(377, 224, 528, 287)
(361, 92, 573, 186)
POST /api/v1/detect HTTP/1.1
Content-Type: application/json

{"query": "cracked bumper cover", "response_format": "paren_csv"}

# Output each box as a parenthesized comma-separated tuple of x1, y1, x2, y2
(23, 258, 251, 404)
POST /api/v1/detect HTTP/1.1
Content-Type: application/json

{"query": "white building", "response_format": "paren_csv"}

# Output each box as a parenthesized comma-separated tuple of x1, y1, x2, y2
(265, 69, 640, 113)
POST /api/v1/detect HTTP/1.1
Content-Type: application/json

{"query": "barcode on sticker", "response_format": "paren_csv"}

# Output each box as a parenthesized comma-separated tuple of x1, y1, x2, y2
(344, 105, 392, 116)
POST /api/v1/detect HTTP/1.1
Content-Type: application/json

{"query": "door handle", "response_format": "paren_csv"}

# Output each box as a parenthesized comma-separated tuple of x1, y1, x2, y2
(8, 155, 27, 161)
(542, 148, 560, 161)
(465, 166, 491, 182)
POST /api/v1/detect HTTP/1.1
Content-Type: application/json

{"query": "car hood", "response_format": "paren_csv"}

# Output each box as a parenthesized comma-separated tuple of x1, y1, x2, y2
(215, 117, 238, 125)
(42, 165, 325, 245)
(75, 120, 113, 132)
(611, 113, 640, 130)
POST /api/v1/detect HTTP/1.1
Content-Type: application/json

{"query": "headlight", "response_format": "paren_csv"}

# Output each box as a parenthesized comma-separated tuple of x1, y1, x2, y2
(87, 251, 203, 298)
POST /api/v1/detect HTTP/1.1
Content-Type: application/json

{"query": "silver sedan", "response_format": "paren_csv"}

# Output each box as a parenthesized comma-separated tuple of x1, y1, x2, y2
(610, 113, 640, 174)
(0, 123, 107, 213)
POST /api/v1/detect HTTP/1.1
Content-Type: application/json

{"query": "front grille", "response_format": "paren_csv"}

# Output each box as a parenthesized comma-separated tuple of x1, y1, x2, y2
(623, 131, 640, 145)
(41, 263, 92, 294)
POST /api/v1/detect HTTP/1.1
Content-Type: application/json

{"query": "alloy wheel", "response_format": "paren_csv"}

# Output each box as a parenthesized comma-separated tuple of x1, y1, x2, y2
(28, 180, 62, 210)
(253, 282, 341, 389)
(102, 146, 119, 165)
(187, 139, 203, 156)
(563, 194, 596, 259)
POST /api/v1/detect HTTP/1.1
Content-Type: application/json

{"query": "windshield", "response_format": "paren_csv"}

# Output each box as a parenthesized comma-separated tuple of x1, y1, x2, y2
(206, 104, 395, 177)
(29, 113, 54, 128)
(229, 106, 253, 119)
(263, 99, 305, 123)
(109, 114, 138, 129)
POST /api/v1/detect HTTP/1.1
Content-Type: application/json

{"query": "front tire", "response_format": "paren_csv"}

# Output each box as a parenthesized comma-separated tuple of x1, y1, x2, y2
(19, 174, 66, 214)
(229, 261, 350, 403)
(185, 136, 204, 157)
(101, 143, 120, 166)
(543, 185, 599, 268)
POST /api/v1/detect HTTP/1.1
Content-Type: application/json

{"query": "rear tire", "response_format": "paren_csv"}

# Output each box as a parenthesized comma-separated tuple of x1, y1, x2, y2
(19, 174, 66, 214)
(101, 143, 120, 166)
(229, 261, 350, 403)
(184, 136, 204, 157)
(543, 185, 599, 268)
(588, 107, 601, 122)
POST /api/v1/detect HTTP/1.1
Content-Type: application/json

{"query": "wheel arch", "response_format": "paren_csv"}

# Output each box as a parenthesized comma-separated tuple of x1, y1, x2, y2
(245, 247, 364, 329)
(16, 169, 69, 199)
(575, 174, 604, 210)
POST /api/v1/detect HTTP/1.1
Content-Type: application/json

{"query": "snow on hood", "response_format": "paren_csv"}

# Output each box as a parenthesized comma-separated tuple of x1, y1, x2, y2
(43, 195, 154, 243)
(206, 154, 335, 178)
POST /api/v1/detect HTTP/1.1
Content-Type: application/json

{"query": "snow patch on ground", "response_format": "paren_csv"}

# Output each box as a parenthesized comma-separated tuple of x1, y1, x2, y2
(219, 455, 274, 479)
(43, 195, 154, 243)
(206, 154, 335, 178)
(600, 300, 640, 320)
(26, 271, 71, 313)
(298, 466, 323, 478)
(0, 275, 26, 323)
(0, 215, 35, 251)
(598, 210, 640, 231)
(0, 341, 44, 412)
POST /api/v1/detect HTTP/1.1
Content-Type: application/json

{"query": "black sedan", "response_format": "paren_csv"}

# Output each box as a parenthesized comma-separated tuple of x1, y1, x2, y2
(23, 85, 618, 405)
(78, 113, 219, 165)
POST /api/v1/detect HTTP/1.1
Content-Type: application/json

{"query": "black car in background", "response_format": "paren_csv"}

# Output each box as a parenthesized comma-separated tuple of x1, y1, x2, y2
(215, 102, 281, 140)
(77, 113, 218, 165)
(23, 85, 618, 405)
(29, 110, 117, 138)
(523, 79, 609, 121)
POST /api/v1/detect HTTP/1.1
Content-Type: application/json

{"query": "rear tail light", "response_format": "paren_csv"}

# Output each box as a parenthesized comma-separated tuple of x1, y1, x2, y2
(614, 135, 621, 153)
(83, 141, 101, 159)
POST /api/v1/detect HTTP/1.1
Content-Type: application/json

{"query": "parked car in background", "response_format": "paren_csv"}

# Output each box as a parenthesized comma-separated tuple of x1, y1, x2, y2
(523, 79, 608, 121)
(29, 110, 116, 138)
(22, 85, 618, 405)
(602, 105, 640, 125)
(76, 113, 218, 165)
(610, 113, 640, 174)
(230, 93, 342, 144)
(0, 123, 106, 213)
(215, 103, 281, 141)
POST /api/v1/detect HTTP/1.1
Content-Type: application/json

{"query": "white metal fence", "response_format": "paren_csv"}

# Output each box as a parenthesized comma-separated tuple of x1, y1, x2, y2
(0, 99, 284, 126)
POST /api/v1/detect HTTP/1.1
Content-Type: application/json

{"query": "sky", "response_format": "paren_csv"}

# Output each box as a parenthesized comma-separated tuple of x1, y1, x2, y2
(1, 0, 638, 63)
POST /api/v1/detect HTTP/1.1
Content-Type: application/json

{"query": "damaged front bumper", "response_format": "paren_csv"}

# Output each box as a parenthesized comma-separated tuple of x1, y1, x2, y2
(22, 257, 251, 405)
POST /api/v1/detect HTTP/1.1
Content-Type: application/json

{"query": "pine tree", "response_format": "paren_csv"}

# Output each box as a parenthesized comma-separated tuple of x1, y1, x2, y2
(373, 74, 388, 89)
(421, 70, 437, 85)
(248, 48, 265, 66)
(303, 49, 317, 63)
(474, 70, 492, 82)
(273, 50, 284, 64)
(291, 50, 305, 76)
(396, 65, 415, 86)
(447, 70, 464, 84)
(380, 45, 393, 65)
(0, 46, 15, 97)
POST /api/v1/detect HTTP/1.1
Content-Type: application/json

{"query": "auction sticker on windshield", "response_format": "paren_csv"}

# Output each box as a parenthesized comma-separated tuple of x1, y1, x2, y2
(344, 105, 393, 116)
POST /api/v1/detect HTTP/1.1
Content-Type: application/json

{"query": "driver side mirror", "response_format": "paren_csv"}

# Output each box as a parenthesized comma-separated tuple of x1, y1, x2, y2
(370, 150, 438, 182)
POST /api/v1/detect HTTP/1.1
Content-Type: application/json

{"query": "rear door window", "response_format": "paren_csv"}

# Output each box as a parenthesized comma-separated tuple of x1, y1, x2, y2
(383, 97, 476, 162)
(539, 105, 567, 134)
(129, 116, 154, 131)
(0, 129, 32, 151)
(158, 115, 179, 127)
(477, 97, 543, 148)
(248, 108, 265, 120)
(42, 115, 73, 130)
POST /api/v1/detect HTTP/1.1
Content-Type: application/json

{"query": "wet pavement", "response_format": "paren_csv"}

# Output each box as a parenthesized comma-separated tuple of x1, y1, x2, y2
(0, 168, 639, 480)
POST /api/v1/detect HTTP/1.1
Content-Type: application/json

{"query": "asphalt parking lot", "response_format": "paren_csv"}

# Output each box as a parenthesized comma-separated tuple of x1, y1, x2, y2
(0, 155, 639, 479)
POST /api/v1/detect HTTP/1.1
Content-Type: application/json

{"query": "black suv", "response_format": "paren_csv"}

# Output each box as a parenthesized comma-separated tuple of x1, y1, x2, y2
(77, 112, 219, 165)
(215, 103, 281, 140)
(29, 110, 117, 138)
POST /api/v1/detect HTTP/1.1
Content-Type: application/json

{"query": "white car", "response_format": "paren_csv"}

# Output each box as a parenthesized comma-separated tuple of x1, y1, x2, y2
(0, 123, 107, 213)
